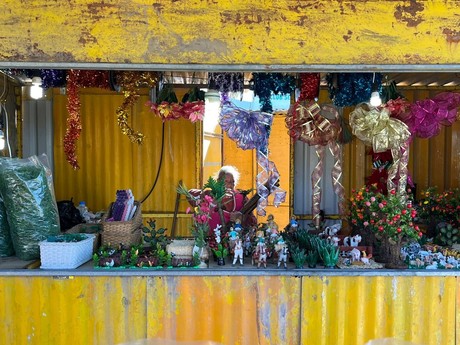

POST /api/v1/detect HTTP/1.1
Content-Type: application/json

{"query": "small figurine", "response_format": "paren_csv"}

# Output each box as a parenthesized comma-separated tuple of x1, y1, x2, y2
(360, 251, 373, 265)
(344, 234, 362, 247)
(214, 224, 222, 244)
(276, 240, 289, 269)
(289, 215, 299, 231)
(232, 238, 244, 266)
(234, 218, 243, 233)
(243, 232, 252, 257)
(267, 214, 279, 238)
(330, 236, 340, 247)
(253, 238, 268, 268)
(228, 227, 238, 251)
(350, 248, 361, 262)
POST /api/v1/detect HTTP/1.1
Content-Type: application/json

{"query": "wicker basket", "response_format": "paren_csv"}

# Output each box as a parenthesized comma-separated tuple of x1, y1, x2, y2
(65, 223, 101, 253)
(101, 201, 142, 246)
(40, 234, 95, 269)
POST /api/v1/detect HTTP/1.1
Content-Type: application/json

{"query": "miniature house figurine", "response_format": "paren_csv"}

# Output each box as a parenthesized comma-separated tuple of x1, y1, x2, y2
(232, 237, 244, 266)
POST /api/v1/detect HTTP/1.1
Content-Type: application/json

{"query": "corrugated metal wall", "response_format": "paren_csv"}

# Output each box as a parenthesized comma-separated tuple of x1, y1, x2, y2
(51, 87, 460, 232)
(0, 274, 456, 345)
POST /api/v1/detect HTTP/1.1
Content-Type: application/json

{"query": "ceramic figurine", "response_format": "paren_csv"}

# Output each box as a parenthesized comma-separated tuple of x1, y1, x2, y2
(234, 218, 243, 233)
(229, 227, 238, 250)
(267, 214, 279, 238)
(253, 238, 268, 268)
(243, 232, 252, 257)
(214, 224, 222, 244)
(350, 248, 361, 262)
(277, 242, 289, 269)
(344, 234, 362, 247)
(289, 215, 299, 231)
(232, 237, 244, 266)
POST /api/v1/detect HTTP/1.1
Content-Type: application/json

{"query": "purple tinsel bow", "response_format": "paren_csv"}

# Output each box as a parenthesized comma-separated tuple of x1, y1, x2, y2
(220, 101, 273, 153)
(219, 100, 286, 215)
(409, 92, 460, 138)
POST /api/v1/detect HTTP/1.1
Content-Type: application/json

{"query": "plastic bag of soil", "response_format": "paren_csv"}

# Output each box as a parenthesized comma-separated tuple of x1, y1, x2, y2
(0, 155, 60, 260)
(0, 198, 14, 257)
(57, 199, 83, 231)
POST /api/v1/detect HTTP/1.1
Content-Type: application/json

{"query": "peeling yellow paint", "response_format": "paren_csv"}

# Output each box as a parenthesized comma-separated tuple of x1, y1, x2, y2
(0, 1, 459, 65)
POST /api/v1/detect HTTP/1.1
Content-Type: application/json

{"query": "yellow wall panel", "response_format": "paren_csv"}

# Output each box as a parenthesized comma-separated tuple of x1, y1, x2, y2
(302, 275, 456, 345)
(0, 274, 458, 345)
(1, 1, 460, 66)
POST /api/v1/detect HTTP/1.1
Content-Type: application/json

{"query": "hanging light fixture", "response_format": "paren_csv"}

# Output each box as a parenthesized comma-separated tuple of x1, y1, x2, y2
(369, 73, 382, 107)
(30, 76, 43, 99)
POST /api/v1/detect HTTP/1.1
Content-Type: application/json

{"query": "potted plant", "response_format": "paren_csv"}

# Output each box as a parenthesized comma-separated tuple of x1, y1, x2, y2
(347, 185, 422, 268)
(290, 246, 306, 269)
(212, 243, 228, 266)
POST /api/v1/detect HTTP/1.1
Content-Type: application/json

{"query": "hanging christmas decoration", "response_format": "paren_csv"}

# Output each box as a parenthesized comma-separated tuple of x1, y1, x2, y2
(180, 87, 205, 122)
(250, 73, 296, 113)
(298, 73, 321, 101)
(40, 69, 67, 88)
(407, 92, 460, 138)
(285, 101, 345, 221)
(208, 73, 244, 93)
(349, 103, 411, 195)
(146, 84, 182, 121)
(220, 97, 286, 215)
(115, 71, 159, 143)
(326, 73, 382, 107)
(64, 70, 110, 169)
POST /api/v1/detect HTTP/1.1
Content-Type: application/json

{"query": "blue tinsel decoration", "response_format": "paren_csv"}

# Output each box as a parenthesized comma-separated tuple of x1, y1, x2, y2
(250, 73, 296, 113)
(327, 73, 383, 107)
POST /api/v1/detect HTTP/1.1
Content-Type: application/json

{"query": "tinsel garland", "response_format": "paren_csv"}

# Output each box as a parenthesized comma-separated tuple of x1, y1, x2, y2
(326, 73, 382, 107)
(298, 73, 321, 101)
(41, 69, 67, 88)
(64, 70, 110, 169)
(116, 71, 159, 143)
(251, 73, 296, 113)
(208, 73, 244, 93)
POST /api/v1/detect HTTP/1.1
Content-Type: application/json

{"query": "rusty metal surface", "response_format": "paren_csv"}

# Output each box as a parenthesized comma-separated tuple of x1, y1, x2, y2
(0, 274, 457, 345)
(0, 1, 459, 67)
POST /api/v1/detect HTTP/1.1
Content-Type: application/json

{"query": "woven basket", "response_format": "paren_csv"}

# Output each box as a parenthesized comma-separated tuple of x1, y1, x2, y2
(65, 223, 101, 253)
(40, 234, 95, 269)
(101, 201, 142, 246)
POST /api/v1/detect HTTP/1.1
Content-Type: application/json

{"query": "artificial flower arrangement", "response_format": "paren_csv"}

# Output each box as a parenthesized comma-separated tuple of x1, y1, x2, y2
(416, 187, 460, 244)
(346, 185, 422, 267)
(146, 85, 205, 123)
(176, 176, 227, 259)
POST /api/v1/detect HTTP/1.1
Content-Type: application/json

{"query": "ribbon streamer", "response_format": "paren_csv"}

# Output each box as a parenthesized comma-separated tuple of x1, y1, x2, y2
(329, 141, 345, 215)
(256, 151, 286, 216)
(350, 104, 411, 194)
(311, 145, 325, 226)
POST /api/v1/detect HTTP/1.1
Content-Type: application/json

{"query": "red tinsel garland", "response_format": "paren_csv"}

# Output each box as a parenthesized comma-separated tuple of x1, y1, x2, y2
(64, 70, 110, 169)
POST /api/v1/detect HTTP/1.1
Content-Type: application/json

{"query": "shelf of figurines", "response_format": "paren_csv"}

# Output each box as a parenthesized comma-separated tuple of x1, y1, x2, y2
(85, 218, 458, 272)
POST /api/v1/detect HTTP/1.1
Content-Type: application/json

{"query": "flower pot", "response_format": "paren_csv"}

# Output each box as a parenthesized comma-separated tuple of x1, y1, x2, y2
(217, 257, 225, 266)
